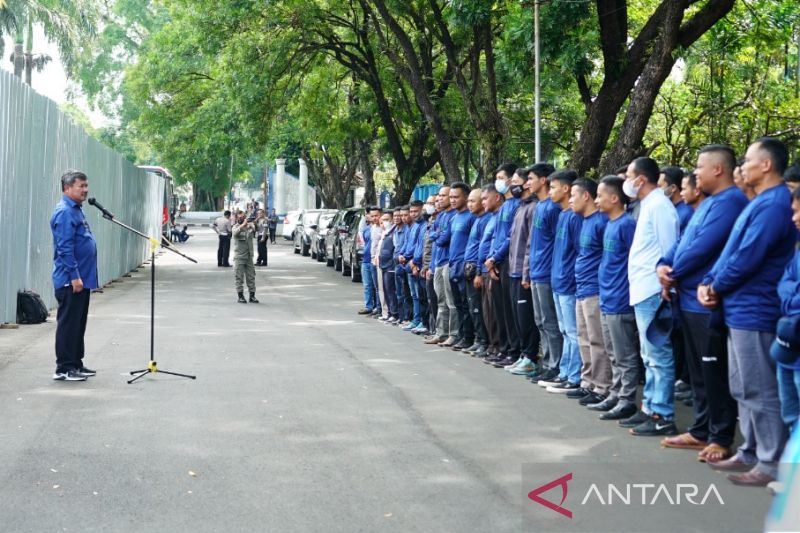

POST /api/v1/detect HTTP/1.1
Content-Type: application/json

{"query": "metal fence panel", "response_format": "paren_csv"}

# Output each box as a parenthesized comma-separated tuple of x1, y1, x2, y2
(0, 70, 163, 323)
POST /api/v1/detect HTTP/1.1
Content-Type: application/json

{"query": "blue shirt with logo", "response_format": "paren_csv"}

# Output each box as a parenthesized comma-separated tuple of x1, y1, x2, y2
(574, 211, 609, 299)
(465, 212, 489, 264)
(478, 212, 499, 274)
(51, 195, 99, 290)
(528, 197, 562, 283)
(551, 208, 582, 296)
(488, 197, 520, 264)
(448, 209, 474, 281)
(599, 214, 636, 314)
(431, 209, 456, 268)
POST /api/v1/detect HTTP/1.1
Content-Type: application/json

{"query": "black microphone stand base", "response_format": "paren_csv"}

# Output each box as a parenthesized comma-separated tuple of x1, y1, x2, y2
(128, 360, 196, 384)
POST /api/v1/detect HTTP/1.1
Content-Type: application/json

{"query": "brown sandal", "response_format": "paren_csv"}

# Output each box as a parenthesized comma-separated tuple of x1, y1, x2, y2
(698, 443, 731, 463)
(661, 432, 708, 450)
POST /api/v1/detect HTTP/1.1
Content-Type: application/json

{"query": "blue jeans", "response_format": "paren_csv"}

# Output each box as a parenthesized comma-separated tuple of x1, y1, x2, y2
(361, 262, 376, 311)
(777, 365, 800, 430)
(554, 292, 581, 384)
(634, 293, 675, 420)
(370, 265, 381, 313)
(407, 271, 421, 324)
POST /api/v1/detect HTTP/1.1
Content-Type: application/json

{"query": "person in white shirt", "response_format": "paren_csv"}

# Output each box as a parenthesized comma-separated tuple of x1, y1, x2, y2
(620, 157, 680, 437)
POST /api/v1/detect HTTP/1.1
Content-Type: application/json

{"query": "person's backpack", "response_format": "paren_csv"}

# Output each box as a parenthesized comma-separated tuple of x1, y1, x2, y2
(16, 290, 49, 324)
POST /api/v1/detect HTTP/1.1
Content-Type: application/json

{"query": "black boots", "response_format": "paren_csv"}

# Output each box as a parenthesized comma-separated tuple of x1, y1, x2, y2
(238, 292, 247, 303)
(249, 293, 259, 303)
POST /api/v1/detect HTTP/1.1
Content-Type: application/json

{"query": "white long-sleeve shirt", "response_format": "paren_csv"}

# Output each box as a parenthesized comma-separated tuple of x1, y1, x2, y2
(628, 189, 679, 306)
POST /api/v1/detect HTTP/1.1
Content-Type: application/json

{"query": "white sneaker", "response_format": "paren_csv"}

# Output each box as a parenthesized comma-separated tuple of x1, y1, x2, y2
(509, 359, 536, 375)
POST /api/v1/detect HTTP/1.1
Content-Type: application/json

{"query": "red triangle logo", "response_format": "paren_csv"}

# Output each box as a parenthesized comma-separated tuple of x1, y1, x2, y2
(527, 472, 573, 519)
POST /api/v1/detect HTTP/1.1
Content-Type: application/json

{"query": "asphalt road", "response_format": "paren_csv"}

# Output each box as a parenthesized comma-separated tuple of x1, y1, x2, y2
(0, 228, 776, 533)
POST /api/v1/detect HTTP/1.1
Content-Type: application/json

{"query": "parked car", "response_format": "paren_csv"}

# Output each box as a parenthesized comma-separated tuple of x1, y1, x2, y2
(326, 208, 362, 271)
(310, 211, 337, 262)
(341, 209, 367, 283)
(282, 210, 301, 241)
(293, 210, 331, 256)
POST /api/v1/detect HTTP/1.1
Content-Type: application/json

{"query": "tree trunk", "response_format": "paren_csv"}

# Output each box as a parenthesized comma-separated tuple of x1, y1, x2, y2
(360, 141, 376, 206)
(12, 42, 24, 79)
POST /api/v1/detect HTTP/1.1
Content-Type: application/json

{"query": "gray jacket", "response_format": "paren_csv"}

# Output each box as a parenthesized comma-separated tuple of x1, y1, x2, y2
(508, 195, 537, 278)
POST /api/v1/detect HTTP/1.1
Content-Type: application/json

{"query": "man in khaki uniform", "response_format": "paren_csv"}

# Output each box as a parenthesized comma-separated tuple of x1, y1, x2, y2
(232, 211, 258, 303)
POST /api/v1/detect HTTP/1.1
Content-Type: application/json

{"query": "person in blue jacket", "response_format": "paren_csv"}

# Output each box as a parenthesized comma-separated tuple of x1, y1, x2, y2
(699, 138, 796, 487)
(775, 186, 800, 431)
(447, 182, 476, 350)
(393, 206, 411, 325)
(463, 189, 491, 355)
(570, 178, 611, 408)
(657, 145, 748, 464)
(400, 201, 427, 333)
(593, 176, 640, 421)
(430, 187, 459, 345)
(659, 166, 694, 234)
(543, 171, 584, 393)
(379, 212, 399, 322)
(484, 163, 522, 363)
(477, 185, 504, 358)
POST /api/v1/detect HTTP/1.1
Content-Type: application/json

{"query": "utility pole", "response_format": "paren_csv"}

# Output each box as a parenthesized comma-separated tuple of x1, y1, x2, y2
(534, 0, 541, 163)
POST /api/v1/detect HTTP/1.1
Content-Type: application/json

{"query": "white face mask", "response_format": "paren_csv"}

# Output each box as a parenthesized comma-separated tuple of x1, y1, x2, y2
(623, 178, 641, 199)
(495, 179, 510, 195)
(382, 221, 392, 230)
(423, 204, 435, 215)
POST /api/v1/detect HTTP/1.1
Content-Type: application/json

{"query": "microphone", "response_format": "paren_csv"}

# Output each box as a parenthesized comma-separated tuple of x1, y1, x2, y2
(87, 197, 115, 220)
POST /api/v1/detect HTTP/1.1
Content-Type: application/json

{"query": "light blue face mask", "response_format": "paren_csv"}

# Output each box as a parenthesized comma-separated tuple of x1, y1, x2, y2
(495, 179, 510, 195)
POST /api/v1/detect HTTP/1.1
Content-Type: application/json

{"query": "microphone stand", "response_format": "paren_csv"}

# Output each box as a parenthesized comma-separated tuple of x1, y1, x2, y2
(92, 206, 197, 384)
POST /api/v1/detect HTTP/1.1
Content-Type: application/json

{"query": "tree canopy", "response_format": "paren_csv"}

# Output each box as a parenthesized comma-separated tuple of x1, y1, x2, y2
(62, 0, 800, 207)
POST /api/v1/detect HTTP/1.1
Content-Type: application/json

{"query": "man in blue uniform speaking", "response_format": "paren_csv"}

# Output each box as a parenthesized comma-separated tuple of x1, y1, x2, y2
(50, 170, 99, 382)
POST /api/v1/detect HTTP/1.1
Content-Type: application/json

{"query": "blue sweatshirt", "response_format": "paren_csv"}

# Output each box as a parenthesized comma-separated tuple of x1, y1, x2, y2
(448, 209, 474, 281)
(574, 211, 609, 299)
(403, 218, 425, 264)
(431, 209, 456, 268)
(527, 197, 562, 283)
(599, 214, 636, 314)
(478, 212, 499, 274)
(414, 219, 430, 266)
(778, 248, 800, 370)
(362, 226, 372, 264)
(675, 201, 694, 234)
(488, 197, 520, 264)
(551, 208, 583, 296)
(465, 212, 490, 264)
(702, 184, 795, 332)
(660, 186, 749, 315)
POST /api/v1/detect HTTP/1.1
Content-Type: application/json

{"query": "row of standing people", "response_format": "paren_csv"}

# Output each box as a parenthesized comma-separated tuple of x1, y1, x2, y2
(356, 137, 800, 493)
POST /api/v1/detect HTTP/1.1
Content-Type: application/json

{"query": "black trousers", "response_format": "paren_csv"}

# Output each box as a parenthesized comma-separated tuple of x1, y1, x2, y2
(269, 228, 276, 243)
(509, 280, 540, 359)
(450, 278, 474, 344)
(498, 263, 519, 356)
(415, 276, 429, 330)
(256, 238, 268, 265)
(482, 274, 502, 353)
(383, 269, 398, 318)
(426, 273, 438, 334)
(466, 276, 487, 346)
(55, 287, 90, 373)
(217, 235, 231, 266)
(681, 310, 738, 447)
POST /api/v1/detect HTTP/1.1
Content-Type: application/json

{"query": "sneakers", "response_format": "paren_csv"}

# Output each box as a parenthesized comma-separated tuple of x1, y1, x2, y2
(538, 375, 565, 388)
(578, 392, 606, 406)
(629, 414, 679, 437)
(75, 366, 97, 377)
(357, 308, 372, 315)
(509, 358, 536, 375)
(249, 293, 259, 303)
(546, 381, 579, 394)
(452, 339, 472, 351)
(493, 356, 518, 368)
(411, 325, 429, 335)
(424, 335, 447, 345)
(566, 387, 592, 400)
(402, 321, 419, 331)
(506, 356, 530, 372)
(533, 368, 559, 384)
(53, 370, 87, 381)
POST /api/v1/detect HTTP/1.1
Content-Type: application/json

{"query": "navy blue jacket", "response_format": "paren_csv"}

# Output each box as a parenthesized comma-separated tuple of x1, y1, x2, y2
(660, 186, 748, 314)
(51, 195, 99, 290)
(379, 226, 397, 271)
(703, 184, 795, 331)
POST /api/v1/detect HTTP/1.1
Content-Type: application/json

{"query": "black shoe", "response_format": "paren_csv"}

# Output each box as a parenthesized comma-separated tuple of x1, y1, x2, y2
(566, 387, 592, 400)
(223, 264, 232, 267)
(237, 293, 247, 304)
(675, 390, 693, 401)
(618, 410, 650, 428)
(534, 368, 559, 384)
(630, 414, 679, 436)
(75, 366, 97, 377)
(483, 353, 504, 365)
(53, 370, 87, 381)
(452, 339, 472, 351)
(586, 397, 618, 411)
(579, 392, 606, 406)
(600, 403, 638, 421)
(463, 343, 481, 354)
(249, 294, 259, 303)
(493, 356, 517, 368)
